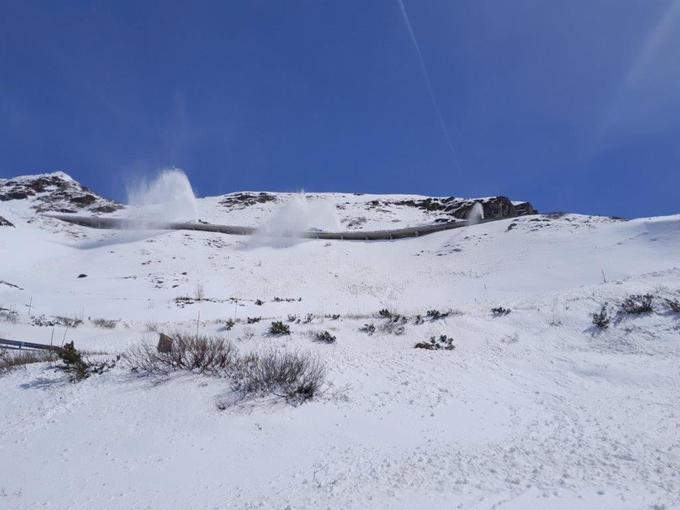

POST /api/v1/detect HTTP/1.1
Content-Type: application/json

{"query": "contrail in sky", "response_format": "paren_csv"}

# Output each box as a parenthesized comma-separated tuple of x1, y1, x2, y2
(396, 0, 460, 168)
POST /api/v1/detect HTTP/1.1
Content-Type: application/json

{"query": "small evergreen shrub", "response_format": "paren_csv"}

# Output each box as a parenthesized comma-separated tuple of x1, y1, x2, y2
(378, 308, 393, 319)
(359, 323, 376, 335)
(620, 294, 654, 314)
(415, 335, 455, 351)
(426, 309, 450, 320)
(56, 342, 119, 382)
(314, 330, 336, 344)
(269, 321, 291, 336)
(592, 304, 611, 329)
(491, 307, 511, 317)
(666, 298, 680, 313)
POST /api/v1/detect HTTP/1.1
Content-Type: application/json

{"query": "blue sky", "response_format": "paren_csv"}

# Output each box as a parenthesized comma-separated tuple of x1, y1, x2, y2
(1, 0, 679, 218)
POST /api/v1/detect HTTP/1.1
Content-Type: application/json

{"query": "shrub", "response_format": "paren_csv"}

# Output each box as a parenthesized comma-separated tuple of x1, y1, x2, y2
(222, 319, 235, 331)
(378, 308, 393, 319)
(126, 334, 237, 375)
(415, 335, 455, 351)
(620, 294, 654, 314)
(247, 317, 261, 324)
(666, 298, 680, 313)
(426, 309, 450, 321)
(302, 313, 314, 324)
(234, 350, 325, 404)
(254, 299, 264, 306)
(287, 314, 298, 323)
(269, 321, 291, 336)
(56, 342, 119, 382)
(1, 349, 57, 375)
(325, 314, 340, 320)
(127, 335, 325, 406)
(314, 330, 336, 344)
(359, 323, 376, 335)
(592, 304, 611, 329)
(92, 318, 117, 329)
(491, 307, 511, 317)
(379, 318, 406, 335)
(0, 308, 18, 324)
(413, 315, 424, 325)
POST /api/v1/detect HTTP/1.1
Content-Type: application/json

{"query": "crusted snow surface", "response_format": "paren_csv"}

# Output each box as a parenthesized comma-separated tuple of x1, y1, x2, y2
(0, 175, 679, 509)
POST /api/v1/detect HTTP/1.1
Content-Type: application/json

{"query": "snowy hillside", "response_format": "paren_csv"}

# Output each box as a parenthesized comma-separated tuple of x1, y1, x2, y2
(1, 172, 679, 509)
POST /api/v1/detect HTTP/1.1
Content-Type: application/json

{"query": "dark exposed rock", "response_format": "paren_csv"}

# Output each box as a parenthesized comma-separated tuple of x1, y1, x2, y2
(0, 216, 14, 228)
(392, 196, 537, 221)
(220, 192, 277, 210)
(0, 172, 123, 214)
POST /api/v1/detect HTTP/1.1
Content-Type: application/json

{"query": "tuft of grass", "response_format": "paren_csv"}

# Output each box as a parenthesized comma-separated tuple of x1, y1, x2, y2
(0, 349, 57, 375)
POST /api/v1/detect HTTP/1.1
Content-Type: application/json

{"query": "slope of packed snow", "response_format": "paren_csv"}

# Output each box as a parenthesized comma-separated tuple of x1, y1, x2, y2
(1, 174, 679, 510)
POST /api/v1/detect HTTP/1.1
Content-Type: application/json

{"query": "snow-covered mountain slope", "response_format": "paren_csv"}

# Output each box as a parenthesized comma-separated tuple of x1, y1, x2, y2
(1, 173, 679, 509)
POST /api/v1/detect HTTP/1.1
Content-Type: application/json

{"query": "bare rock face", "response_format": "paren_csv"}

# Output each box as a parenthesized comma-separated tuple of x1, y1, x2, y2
(391, 196, 537, 221)
(0, 216, 14, 227)
(0, 172, 123, 214)
(220, 192, 277, 210)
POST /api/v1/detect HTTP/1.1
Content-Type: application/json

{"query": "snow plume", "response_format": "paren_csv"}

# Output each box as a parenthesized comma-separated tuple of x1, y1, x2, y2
(126, 169, 198, 224)
(252, 192, 339, 247)
(396, 0, 460, 169)
(467, 202, 484, 224)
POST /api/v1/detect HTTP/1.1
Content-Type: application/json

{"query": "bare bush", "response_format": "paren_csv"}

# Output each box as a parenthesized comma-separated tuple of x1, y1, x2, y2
(234, 350, 325, 404)
(126, 334, 325, 406)
(126, 334, 237, 375)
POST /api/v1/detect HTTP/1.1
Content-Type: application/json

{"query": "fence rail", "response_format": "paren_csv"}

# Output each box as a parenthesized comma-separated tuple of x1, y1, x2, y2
(0, 338, 61, 351)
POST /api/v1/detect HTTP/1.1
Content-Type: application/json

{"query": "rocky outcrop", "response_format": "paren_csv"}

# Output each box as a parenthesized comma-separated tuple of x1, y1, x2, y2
(391, 196, 537, 220)
(220, 192, 277, 210)
(0, 172, 122, 214)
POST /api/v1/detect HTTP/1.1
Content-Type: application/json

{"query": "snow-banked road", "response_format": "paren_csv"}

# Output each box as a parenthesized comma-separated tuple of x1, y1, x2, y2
(49, 213, 484, 240)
